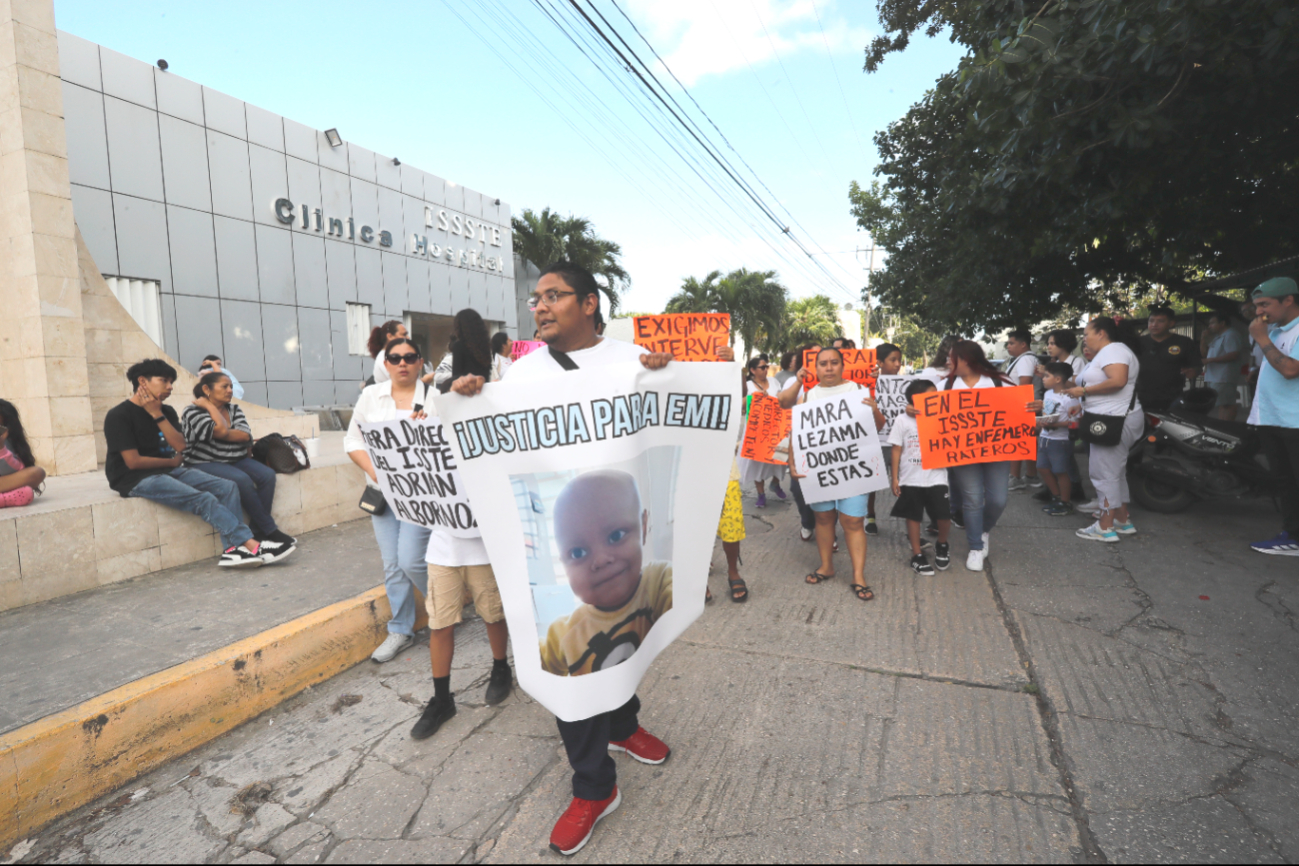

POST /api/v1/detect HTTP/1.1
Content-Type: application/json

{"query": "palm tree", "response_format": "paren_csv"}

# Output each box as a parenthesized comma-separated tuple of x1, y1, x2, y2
(781, 295, 841, 348)
(666, 269, 787, 357)
(512, 208, 630, 314)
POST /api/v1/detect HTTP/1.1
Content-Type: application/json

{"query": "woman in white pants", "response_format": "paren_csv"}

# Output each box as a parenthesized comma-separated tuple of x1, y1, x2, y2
(1068, 317, 1144, 543)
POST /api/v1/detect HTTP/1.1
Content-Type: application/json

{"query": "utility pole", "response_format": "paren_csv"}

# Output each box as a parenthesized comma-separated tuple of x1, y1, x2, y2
(857, 235, 877, 341)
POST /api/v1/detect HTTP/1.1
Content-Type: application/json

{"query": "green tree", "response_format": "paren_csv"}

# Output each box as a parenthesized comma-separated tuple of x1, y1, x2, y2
(869, 306, 944, 365)
(665, 269, 788, 356)
(851, 0, 1299, 333)
(512, 207, 631, 314)
(780, 295, 841, 349)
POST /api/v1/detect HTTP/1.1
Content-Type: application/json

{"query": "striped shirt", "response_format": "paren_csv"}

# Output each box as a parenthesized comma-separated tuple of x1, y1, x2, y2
(181, 403, 253, 465)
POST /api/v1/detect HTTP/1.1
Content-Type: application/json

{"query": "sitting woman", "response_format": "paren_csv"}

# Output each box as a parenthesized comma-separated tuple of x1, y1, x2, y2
(0, 399, 45, 508)
(181, 372, 296, 549)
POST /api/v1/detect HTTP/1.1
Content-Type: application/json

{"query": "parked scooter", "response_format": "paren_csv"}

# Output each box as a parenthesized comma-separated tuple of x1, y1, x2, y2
(1129, 388, 1276, 513)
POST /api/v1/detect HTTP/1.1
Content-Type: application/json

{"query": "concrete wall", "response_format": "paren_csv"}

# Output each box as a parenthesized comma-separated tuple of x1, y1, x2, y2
(57, 29, 518, 408)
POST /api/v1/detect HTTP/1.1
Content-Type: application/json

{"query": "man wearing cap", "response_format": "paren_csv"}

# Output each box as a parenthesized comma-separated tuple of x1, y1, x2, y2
(1247, 277, 1299, 556)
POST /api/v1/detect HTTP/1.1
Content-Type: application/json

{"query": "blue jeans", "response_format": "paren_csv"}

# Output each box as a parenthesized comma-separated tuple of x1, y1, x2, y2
(949, 462, 1011, 551)
(370, 507, 432, 635)
(130, 467, 253, 550)
(189, 458, 278, 535)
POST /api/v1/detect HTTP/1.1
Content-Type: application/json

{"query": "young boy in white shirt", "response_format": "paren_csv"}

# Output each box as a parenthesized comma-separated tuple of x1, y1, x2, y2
(888, 379, 951, 575)
(1037, 362, 1083, 516)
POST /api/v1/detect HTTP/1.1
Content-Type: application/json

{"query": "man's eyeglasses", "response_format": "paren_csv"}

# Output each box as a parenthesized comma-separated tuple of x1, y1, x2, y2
(527, 289, 577, 311)
(386, 352, 421, 366)
(755, 364, 769, 370)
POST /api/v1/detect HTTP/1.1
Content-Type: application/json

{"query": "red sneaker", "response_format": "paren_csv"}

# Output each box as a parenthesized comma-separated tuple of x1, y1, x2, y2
(550, 787, 621, 856)
(609, 727, 671, 765)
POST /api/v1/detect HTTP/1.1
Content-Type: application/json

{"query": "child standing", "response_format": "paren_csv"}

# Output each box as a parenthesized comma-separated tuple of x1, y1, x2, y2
(1037, 361, 1083, 516)
(888, 380, 952, 575)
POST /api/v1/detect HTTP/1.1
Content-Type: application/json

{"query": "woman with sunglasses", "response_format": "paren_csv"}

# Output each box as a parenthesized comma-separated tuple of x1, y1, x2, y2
(346, 337, 435, 664)
(739, 356, 787, 507)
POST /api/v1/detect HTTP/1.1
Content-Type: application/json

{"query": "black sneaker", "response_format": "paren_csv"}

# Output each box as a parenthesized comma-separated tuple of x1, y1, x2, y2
(1032, 489, 1053, 503)
(951, 512, 965, 529)
(865, 519, 879, 536)
(485, 662, 513, 706)
(934, 542, 951, 571)
(910, 553, 935, 576)
(410, 695, 456, 740)
(257, 540, 296, 565)
(266, 529, 297, 546)
(219, 546, 264, 568)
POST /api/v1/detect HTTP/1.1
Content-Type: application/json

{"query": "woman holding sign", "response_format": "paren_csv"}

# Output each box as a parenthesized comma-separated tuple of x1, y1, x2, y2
(792, 348, 887, 603)
(943, 342, 1015, 572)
(345, 338, 436, 663)
(1065, 317, 1143, 543)
(740, 357, 787, 506)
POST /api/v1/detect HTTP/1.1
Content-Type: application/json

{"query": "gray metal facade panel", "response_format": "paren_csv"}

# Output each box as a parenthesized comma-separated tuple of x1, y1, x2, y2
(239, 380, 269, 408)
(220, 299, 266, 380)
(448, 264, 470, 314)
(245, 104, 284, 153)
(253, 223, 295, 306)
(98, 45, 155, 109)
(173, 294, 223, 373)
(112, 194, 170, 288)
(374, 150, 401, 190)
(399, 163, 424, 198)
(346, 143, 376, 183)
(160, 291, 178, 357)
(104, 95, 164, 201)
(406, 258, 432, 315)
(202, 86, 247, 139)
(248, 144, 288, 228)
(158, 114, 212, 212)
(292, 232, 329, 309)
(354, 246, 383, 309)
(154, 69, 204, 125)
(283, 118, 318, 164)
(70, 183, 117, 274)
(324, 239, 357, 308)
(302, 380, 336, 407)
(261, 303, 302, 381)
(348, 175, 380, 231)
(61, 83, 110, 190)
(429, 261, 452, 316)
(298, 307, 333, 381)
(381, 253, 408, 316)
(376, 186, 404, 248)
(212, 215, 259, 302)
(317, 132, 348, 174)
(56, 30, 101, 90)
(318, 166, 351, 224)
(205, 130, 253, 221)
(265, 381, 303, 411)
(286, 156, 321, 222)
(166, 205, 218, 298)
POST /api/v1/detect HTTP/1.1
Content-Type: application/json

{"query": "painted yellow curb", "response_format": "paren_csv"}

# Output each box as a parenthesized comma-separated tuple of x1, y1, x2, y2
(0, 584, 425, 848)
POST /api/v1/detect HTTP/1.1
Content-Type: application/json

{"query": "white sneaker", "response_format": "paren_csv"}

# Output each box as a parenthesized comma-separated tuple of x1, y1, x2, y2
(219, 546, 263, 568)
(799, 526, 813, 541)
(371, 632, 413, 663)
(1074, 499, 1100, 513)
(258, 539, 295, 565)
(1027, 478, 1044, 488)
(1076, 522, 1120, 543)
(981, 532, 990, 556)
(966, 550, 985, 572)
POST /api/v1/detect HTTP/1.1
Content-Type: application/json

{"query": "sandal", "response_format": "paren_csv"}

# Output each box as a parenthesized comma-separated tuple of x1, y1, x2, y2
(805, 572, 834, 585)
(705, 587, 713, 603)
(728, 576, 749, 603)
(850, 584, 875, 602)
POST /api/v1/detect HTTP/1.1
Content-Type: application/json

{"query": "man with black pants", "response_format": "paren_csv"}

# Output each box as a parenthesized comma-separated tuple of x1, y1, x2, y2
(1138, 306, 1202, 413)
(451, 261, 734, 855)
(1246, 278, 1299, 556)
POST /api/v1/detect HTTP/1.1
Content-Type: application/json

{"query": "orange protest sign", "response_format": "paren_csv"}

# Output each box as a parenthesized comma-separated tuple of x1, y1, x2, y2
(801, 348, 877, 391)
(740, 393, 790, 465)
(633, 313, 730, 361)
(915, 384, 1038, 470)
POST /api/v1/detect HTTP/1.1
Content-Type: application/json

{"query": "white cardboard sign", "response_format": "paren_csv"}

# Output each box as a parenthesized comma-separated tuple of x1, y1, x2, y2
(875, 375, 918, 439)
(358, 417, 479, 537)
(434, 361, 740, 722)
(793, 394, 890, 505)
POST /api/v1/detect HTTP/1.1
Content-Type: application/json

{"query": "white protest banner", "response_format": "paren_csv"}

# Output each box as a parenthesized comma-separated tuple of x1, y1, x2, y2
(875, 375, 917, 439)
(434, 362, 740, 722)
(793, 393, 890, 505)
(357, 417, 479, 537)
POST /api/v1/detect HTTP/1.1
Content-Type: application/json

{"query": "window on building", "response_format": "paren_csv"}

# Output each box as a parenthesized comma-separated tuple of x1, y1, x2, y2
(104, 276, 163, 348)
(346, 303, 372, 355)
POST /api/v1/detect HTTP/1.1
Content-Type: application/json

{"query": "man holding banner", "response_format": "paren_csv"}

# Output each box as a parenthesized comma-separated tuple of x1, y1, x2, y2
(790, 347, 889, 603)
(447, 261, 736, 857)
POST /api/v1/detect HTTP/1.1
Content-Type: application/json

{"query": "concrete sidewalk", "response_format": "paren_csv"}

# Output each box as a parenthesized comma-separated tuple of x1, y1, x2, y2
(6, 483, 1298, 863)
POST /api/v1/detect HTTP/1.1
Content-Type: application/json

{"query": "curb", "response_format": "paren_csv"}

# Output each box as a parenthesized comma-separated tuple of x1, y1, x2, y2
(0, 586, 407, 848)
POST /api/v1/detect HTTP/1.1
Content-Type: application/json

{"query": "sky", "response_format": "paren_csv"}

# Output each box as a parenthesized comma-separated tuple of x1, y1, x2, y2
(52, 0, 965, 315)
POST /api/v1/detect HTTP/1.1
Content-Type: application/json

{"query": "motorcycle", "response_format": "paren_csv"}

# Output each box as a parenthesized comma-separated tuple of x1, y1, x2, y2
(1128, 387, 1276, 513)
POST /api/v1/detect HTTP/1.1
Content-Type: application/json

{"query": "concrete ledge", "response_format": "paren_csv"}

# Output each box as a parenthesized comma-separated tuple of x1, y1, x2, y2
(0, 584, 417, 849)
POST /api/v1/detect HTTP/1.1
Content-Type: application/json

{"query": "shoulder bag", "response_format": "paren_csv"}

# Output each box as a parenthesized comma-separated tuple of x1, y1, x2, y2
(1080, 387, 1137, 447)
(251, 432, 309, 474)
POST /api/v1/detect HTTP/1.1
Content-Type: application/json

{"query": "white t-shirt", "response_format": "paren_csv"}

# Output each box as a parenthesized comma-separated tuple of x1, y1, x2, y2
(1040, 390, 1081, 441)
(1005, 352, 1037, 383)
(1078, 342, 1141, 416)
(372, 354, 389, 384)
(503, 337, 647, 382)
(943, 374, 1001, 390)
(917, 366, 950, 386)
(803, 381, 862, 403)
(1069, 355, 1087, 378)
(746, 378, 780, 398)
(886, 413, 946, 488)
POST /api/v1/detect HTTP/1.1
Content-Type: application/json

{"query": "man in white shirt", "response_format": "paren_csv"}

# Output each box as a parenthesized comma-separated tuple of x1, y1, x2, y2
(1203, 310, 1246, 421)
(451, 261, 734, 857)
(1003, 330, 1040, 491)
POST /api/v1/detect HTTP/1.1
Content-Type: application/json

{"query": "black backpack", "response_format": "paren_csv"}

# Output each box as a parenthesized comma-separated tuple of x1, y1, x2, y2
(252, 432, 310, 474)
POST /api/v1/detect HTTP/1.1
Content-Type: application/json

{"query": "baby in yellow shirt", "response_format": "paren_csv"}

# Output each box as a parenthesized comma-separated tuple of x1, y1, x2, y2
(541, 469, 673, 677)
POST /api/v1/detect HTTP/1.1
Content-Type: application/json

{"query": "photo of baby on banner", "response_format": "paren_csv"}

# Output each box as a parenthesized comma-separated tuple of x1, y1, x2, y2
(513, 447, 678, 677)
(434, 360, 739, 722)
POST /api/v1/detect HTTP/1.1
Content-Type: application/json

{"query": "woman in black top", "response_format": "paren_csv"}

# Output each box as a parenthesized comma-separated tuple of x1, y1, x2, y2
(439, 309, 494, 393)
(182, 372, 296, 548)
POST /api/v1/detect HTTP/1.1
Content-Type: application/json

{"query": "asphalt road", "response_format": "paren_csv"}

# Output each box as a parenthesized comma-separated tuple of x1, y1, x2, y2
(9, 481, 1297, 864)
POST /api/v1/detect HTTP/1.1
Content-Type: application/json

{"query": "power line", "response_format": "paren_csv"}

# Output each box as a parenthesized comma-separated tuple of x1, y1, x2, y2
(807, 0, 871, 165)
